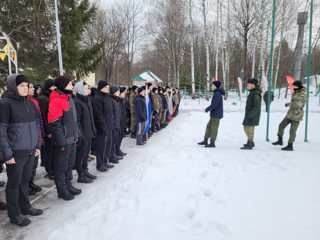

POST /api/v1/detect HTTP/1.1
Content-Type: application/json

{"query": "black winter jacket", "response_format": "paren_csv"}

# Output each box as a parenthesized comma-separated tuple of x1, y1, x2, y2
(92, 92, 113, 135)
(0, 75, 40, 162)
(75, 94, 97, 140)
(111, 96, 122, 130)
(135, 95, 147, 123)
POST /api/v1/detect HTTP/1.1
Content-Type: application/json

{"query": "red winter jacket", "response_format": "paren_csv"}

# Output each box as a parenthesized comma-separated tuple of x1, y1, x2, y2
(48, 90, 79, 146)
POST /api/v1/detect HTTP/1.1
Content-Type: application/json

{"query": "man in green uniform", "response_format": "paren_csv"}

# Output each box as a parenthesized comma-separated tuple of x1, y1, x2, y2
(241, 78, 262, 150)
(272, 81, 306, 151)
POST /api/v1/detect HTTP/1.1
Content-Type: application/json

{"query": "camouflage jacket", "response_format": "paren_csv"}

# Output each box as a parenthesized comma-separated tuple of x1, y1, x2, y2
(286, 88, 306, 122)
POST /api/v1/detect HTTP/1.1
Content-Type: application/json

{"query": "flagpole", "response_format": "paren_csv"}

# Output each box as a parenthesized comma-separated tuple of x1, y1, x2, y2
(305, 0, 313, 142)
(266, 0, 276, 142)
(54, 0, 64, 75)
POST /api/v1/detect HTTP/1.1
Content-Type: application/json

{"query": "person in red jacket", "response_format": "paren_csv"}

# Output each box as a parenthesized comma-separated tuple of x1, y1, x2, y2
(48, 76, 80, 201)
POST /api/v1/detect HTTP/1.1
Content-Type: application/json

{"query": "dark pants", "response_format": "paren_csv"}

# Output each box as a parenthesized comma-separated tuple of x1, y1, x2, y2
(6, 155, 34, 219)
(152, 112, 161, 131)
(30, 155, 39, 182)
(76, 138, 91, 176)
(53, 144, 76, 193)
(112, 128, 121, 156)
(95, 133, 112, 169)
(136, 122, 146, 145)
(41, 137, 54, 176)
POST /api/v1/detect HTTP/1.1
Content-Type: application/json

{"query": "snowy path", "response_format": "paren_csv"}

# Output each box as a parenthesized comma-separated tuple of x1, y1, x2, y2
(2, 99, 320, 240)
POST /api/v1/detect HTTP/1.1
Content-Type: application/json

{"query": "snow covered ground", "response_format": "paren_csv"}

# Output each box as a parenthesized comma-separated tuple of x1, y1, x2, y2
(1, 96, 320, 240)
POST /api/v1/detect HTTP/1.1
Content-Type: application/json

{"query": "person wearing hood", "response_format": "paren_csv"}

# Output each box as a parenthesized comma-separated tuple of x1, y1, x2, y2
(110, 86, 124, 163)
(0, 74, 43, 227)
(135, 86, 147, 145)
(198, 81, 225, 148)
(241, 78, 262, 150)
(74, 81, 97, 183)
(48, 76, 80, 201)
(37, 79, 56, 179)
(272, 81, 306, 151)
(92, 80, 114, 172)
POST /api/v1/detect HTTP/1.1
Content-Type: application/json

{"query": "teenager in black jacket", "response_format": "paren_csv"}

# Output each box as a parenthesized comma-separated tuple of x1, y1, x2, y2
(118, 87, 128, 156)
(48, 76, 80, 201)
(74, 81, 97, 183)
(135, 87, 147, 145)
(37, 79, 56, 179)
(92, 81, 114, 172)
(0, 74, 43, 227)
(110, 86, 123, 164)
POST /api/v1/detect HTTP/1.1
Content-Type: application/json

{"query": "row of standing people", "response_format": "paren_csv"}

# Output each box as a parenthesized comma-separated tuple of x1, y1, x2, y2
(0, 74, 181, 227)
(198, 79, 307, 151)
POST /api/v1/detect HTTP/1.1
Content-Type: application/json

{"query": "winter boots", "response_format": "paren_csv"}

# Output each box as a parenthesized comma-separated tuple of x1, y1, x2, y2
(29, 182, 42, 195)
(198, 139, 208, 146)
(58, 189, 75, 201)
(21, 207, 43, 216)
(78, 174, 93, 184)
(205, 141, 216, 148)
(282, 143, 293, 151)
(241, 141, 255, 150)
(10, 215, 31, 227)
(272, 136, 283, 146)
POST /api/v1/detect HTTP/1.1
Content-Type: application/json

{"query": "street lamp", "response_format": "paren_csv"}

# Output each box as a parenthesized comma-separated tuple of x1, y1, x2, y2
(54, 0, 64, 75)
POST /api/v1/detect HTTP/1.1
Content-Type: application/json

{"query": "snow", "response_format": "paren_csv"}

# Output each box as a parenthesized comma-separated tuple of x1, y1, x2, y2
(1, 96, 320, 240)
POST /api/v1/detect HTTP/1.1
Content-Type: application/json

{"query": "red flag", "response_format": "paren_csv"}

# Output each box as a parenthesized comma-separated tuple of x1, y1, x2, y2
(286, 75, 295, 93)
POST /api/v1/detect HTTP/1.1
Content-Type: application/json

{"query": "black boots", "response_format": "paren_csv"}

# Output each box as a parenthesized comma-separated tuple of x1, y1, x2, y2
(10, 215, 31, 227)
(282, 143, 293, 151)
(85, 170, 97, 180)
(78, 174, 93, 184)
(58, 189, 75, 201)
(67, 185, 82, 195)
(205, 142, 216, 148)
(272, 136, 283, 146)
(198, 139, 208, 146)
(0, 201, 7, 211)
(241, 141, 255, 150)
(29, 182, 42, 195)
(21, 207, 43, 216)
(117, 150, 127, 157)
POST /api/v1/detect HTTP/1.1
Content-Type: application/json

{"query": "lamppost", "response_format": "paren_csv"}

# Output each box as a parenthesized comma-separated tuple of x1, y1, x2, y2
(266, 0, 276, 142)
(54, 0, 64, 75)
(305, 0, 314, 142)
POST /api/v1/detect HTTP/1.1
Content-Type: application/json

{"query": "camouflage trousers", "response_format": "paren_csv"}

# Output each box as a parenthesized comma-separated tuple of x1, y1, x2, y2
(278, 117, 300, 144)
(204, 117, 220, 142)
(243, 126, 255, 142)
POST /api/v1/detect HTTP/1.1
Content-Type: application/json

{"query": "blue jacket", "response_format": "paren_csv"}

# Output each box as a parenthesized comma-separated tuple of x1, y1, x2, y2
(135, 95, 147, 123)
(205, 89, 224, 119)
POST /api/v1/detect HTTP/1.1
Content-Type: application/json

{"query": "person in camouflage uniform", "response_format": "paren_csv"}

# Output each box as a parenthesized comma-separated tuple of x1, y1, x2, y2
(273, 81, 306, 151)
(151, 87, 162, 131)
(129, 86, 138, 138)
(241, 78, 262, 150)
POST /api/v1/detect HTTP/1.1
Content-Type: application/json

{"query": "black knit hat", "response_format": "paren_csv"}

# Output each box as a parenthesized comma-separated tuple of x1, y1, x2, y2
(110, 86, 120, 95)
(97, 80, 109, 91)
(293, 80, 304, 89)
(54, 76, 71, 91)
(138, 86, 146, 94)
(247, 78, 259, 86)
(131, 85, 138, 92)
(16, 75, 30, 87)
(120, 87, 127, 93)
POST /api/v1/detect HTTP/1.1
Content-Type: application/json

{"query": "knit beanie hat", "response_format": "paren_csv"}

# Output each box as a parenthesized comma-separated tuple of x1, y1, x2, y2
(110, 86, 120, 95)
(293, 80, 304, 89)
(213, 80, 221, 89)
(247, 78, 259, 87)
(138, 86, 146, 94)
(54, 76, 71, 92)
(97, 80, 109, 91)
(15, 75, 30, 87)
